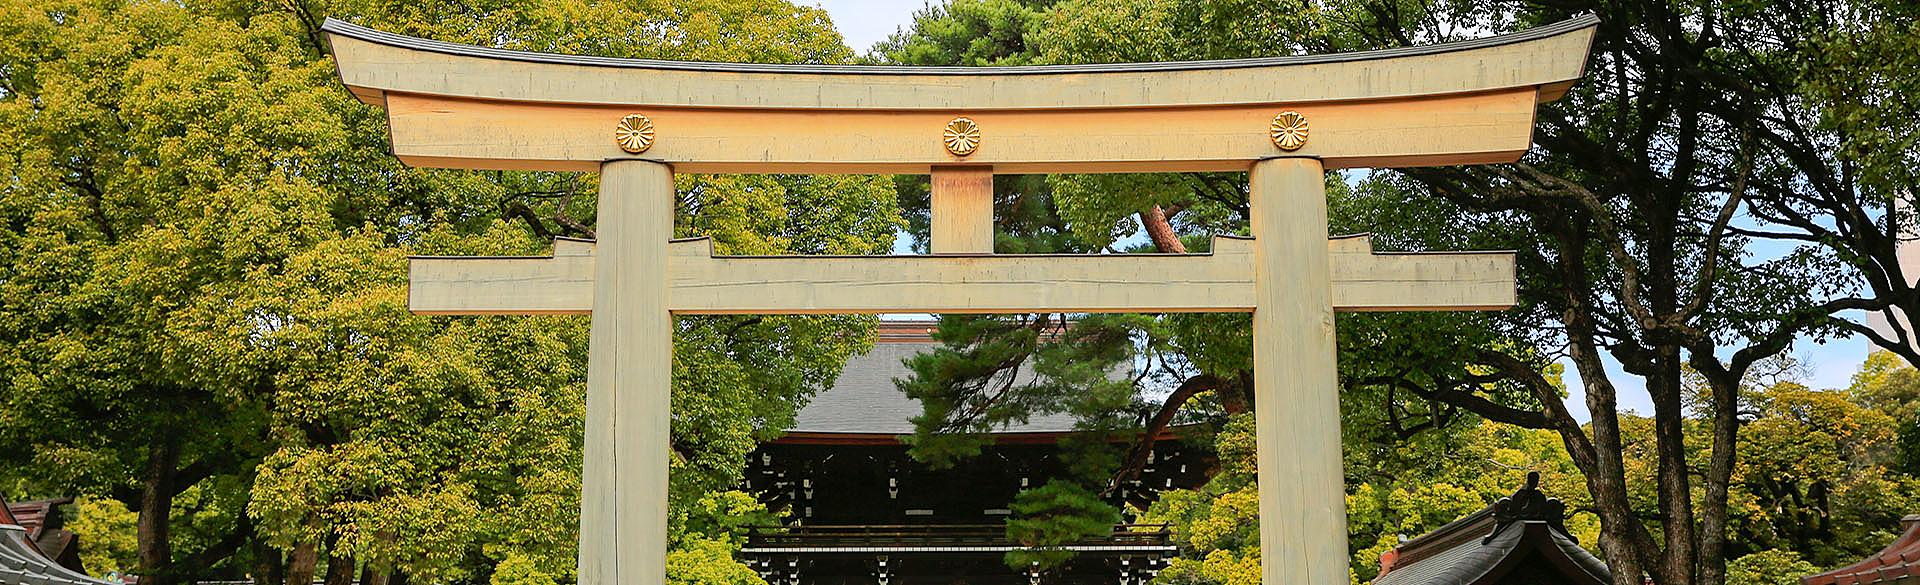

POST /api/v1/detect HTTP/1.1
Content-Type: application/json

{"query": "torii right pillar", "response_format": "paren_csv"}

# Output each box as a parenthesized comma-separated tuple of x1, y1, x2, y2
(1252, 157, 1346, 583)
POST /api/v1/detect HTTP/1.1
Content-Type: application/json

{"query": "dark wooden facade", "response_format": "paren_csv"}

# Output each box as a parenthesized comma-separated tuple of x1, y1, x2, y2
(740, 440, 1207, 585)
(6, 498, 85, 573)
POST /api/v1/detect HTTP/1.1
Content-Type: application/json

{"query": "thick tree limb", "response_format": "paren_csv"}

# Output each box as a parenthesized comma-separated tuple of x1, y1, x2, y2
(1106, 373, 1225, 491)
(1138, 206, 1187, 254)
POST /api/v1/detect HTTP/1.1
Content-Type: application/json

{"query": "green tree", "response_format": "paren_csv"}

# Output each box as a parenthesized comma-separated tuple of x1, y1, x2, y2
(1725, 550, 1818, 585)
(1595, 358, 1920, 577)
(881, 3, 1920, 585)
(68, 497, 141, 577)
(1901, 419, 1920, 477)
(878, 0, 1560, 577)
(0, 4, 337, 582)
(1346, 421, 1597, 583)
(0, 2, 899, 585)
(1849, 352, 1920, 421)
(1721, 381, 1918, 566)
(871, 0, 1052, 66)
(1140, 415, 1261, 585)
(1849, 352, 1920, 477)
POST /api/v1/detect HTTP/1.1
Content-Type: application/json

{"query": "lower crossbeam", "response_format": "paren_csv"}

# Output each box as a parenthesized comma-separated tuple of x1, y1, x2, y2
(405, 235, 1514, 315)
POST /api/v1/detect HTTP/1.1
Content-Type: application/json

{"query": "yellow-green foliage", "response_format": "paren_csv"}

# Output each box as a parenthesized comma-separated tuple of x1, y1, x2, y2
(1726, 549, 1819, 585)
(1345, 421, 1596, 584)
(488, 553, 559, 585)
(1140, 415, 1261, 585)
(1851, 352, 1920, 422)
(667, 536, 766, 585)
(67, 497, 139, 578)
(1141, 415, 1593, 585)
(1719, 379, 1920, 566)
(0, 0, 898, 582)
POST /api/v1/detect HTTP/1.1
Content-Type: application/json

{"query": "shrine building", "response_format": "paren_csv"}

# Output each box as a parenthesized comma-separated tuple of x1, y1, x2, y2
(0, 498, 114, 585)
(1372, 473, 1610, 585)
(739, 321, 1212, 585)
(1803, 514, 1920, 585)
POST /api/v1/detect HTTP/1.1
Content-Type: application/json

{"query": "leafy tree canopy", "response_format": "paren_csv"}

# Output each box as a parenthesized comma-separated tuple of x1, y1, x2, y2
(0, 2, 898, 585)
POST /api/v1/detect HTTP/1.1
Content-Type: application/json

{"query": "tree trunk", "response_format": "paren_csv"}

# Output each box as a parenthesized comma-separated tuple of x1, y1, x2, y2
(358, 531, 395, 585)
(360, 565, 389, 585)
(136, 440, 180, 585)
(1139, 206, 1187, 254)
(1573, 346, 1657, 585)
(1650, 345, 1698, 585)
(1547, 225, 1659, 585)
(250, 536, 285, 585)
(285, 542, 320, 585)
(322, 550, 356, 585)
(1693, 354, 1744, 585)
(1109, 373, 1225, 488)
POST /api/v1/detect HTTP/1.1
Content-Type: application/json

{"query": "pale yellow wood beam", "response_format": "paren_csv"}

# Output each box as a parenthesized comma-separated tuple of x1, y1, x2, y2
(326, 16, 1594, 174)
(405, 235, 1515, 315)
(1250, 157, 1349, 585)
(577, 161, 673, 585)
(378, 90, 1539, 174)
(324, 16, 1594, 111)
(930, 166, 995, 254)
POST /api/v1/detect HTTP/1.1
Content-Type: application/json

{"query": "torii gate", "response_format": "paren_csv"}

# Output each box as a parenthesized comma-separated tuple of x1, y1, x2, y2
(322, 15, 1596, 585)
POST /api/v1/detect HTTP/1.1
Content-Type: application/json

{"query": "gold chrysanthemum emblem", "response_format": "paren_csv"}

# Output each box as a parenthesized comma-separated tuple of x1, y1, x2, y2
(943, 117, 981, 156)
(1269, 111, 1309, 151)
(615, 114, 656, 154)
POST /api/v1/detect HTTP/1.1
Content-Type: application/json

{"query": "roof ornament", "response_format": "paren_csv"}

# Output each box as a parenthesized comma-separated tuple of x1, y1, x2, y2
(1483, 471, 1573, 545)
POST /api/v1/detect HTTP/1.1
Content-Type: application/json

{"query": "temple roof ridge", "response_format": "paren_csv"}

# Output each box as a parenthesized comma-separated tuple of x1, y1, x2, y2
(1374, 473, 1610, 585)
(1804, 513, 1920, 585)
(785, 319, 1090, 437)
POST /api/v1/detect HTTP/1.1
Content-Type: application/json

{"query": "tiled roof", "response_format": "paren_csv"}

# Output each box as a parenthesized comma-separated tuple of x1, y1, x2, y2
(7, 498, 92, 574)
(1373, 473, 1610, 585)
(788, 320, 1082, 435)
(1804, 515, 1920, 585)
(7, 498, 72, 540)
(0, 498, 113, 585)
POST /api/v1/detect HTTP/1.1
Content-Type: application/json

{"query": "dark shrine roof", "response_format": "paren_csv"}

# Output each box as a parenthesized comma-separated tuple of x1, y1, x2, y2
(787, 320, 1082, 436)
(7, 498, 69, 540)
(1804, 515, 1920, 585)
(1373, 473, 1610, 585)
(0, 498, 113, 585)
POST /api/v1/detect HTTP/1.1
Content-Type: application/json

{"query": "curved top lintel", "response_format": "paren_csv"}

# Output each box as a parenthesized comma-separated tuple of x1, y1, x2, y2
(322, 15, 1596, 77)
(324, 15, 1597, 111)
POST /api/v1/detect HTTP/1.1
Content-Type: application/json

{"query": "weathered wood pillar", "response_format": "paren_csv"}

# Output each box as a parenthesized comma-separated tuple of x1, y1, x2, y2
(1249, 157, 1348, 585)
(579, 160, 673, 585)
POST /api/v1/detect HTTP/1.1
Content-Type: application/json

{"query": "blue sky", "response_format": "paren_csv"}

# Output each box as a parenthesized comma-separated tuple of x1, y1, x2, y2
(1558, 329, 1869, 421)
(803, 0, 1880, 421)
(807, 1, 927, 54)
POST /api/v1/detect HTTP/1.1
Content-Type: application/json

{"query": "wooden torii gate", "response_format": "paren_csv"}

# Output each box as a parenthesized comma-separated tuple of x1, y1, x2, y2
(322, 16, 1596, 585)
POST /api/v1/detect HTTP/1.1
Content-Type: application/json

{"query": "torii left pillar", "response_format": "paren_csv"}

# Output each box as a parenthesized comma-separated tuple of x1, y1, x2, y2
(578, 160, 672, 585)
